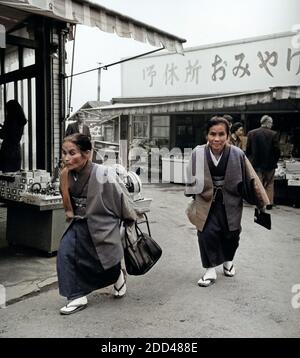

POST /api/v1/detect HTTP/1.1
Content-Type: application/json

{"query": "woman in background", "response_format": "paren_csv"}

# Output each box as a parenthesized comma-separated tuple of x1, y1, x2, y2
(229, 122, 245, 150)
(0, 100, 27, 172)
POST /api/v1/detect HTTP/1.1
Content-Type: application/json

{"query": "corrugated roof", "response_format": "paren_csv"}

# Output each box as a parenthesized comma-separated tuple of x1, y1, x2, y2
(91, 86, 300, 116)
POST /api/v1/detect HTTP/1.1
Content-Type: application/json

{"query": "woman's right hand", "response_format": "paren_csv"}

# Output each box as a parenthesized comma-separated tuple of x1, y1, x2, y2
(65, 210, 74, 221)
(256, 206, 266, 213)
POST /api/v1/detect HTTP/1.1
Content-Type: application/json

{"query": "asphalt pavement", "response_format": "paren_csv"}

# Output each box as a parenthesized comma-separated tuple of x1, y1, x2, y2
(0, 184, 299, 338)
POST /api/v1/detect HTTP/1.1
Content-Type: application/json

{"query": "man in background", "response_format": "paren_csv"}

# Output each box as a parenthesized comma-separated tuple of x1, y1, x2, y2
(246, 115, 280, 210)
(65, 111, 91, 140)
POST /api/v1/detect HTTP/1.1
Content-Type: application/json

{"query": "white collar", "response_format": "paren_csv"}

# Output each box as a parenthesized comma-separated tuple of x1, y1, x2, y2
(209, 148, 223, 166)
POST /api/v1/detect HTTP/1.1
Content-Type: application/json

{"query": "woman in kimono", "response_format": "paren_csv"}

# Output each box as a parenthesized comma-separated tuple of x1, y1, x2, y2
(57, 133, 137, 314)
(229, 122, 244, 150)
(185, 117, 269, 287)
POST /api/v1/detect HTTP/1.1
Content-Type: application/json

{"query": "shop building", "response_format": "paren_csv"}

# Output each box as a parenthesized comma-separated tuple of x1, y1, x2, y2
(91, 32, 300, 204)
(0, 0, 185, 252)
(0, 0, 185, 172)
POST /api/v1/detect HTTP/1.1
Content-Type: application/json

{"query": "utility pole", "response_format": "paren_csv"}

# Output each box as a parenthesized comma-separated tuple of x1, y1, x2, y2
(97, 62, 102, 102)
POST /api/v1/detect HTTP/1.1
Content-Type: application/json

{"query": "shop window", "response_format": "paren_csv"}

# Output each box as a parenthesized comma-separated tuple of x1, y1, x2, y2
(4, 45, 19, 72)
(18, 80, 29, 169)
(152, 126, 169, 138)
(177, 125, 186, 136)
(177, 124, 193, 136)
(23, 48, 35, 67)
(0, 85, 4, 124)
(10, 26, 35, 40)
(132, 115, 149, 139)
(175, 123, 194, 150)
(151, 115, 170, 147)
(113, 120, 119, 142)
(104, 125, 113, 142)
(31, 78, 37, 170)
(5, 82, 14, 101)
(152, 116, 169, 127)
(0, 50, 2, 76)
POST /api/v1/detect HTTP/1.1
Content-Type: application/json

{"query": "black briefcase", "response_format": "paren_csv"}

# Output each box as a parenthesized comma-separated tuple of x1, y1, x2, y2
(254, 208, 271, 230)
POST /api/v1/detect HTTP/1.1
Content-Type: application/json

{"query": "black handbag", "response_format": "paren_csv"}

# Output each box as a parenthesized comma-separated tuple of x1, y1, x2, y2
(123, 222, 162, 276)
(254, 208, 271, 230)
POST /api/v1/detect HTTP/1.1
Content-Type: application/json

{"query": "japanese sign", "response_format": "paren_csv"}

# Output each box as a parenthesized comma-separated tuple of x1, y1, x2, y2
(121, 32, 300, 97)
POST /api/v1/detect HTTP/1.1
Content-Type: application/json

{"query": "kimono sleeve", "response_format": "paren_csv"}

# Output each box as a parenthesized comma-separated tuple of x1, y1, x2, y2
(103, 169, 137, 222)
(244, 157, 270, 208)
(184, 146, 205, 197)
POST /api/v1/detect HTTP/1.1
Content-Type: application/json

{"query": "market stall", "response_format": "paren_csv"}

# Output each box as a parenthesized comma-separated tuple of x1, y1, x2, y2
(0, 165, 153, 253)
(275, 159, 300, 207)
(0, 170, 65, 254)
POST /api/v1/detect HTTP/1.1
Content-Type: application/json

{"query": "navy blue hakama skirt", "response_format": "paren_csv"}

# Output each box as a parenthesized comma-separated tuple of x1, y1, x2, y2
(57, 219, 121, 300)
(197, 199, 240, 268)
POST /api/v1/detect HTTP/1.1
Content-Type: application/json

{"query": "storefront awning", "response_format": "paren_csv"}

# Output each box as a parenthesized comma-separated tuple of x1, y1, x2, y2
(94, 86, 300, 116)
(0, 0, 186, 53)
(272, 86, 300, 100)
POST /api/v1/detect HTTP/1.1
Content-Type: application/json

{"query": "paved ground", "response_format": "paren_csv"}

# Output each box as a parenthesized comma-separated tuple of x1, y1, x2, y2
(0, 184, 300, 338)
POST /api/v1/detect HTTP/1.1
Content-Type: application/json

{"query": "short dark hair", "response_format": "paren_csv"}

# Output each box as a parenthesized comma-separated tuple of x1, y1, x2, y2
(223, 114, 233, 124)
(206, 116, 230, 136)
(231, 122, 244, 134)
(63, 133, 92, 152)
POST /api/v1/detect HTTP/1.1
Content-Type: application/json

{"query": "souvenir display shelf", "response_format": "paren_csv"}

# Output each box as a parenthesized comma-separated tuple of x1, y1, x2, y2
(0, 170, 63, 208)
(0, 167, 153, 254)
(0, 170, 66, 254)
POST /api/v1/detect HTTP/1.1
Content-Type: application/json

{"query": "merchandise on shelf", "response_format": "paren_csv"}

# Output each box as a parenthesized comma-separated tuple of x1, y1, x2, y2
(0, 170, 62, 205)
(0, 166, 152, 211)
(284, 159, 300, 186)
(113, 164, 152, 214)
(285, 160, 300, 174)
(274, 161, 286, 180)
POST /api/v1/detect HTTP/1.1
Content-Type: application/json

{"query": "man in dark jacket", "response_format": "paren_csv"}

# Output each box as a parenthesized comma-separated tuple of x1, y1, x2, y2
(246, 115, 280, 209)
(65, 111, 91, 139)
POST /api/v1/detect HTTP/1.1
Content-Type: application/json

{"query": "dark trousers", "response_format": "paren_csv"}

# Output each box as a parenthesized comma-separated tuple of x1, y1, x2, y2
(256, 169, 275, 205)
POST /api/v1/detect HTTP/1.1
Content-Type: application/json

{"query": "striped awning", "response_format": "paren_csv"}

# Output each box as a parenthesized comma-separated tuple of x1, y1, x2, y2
(0, 0, 186, 53)
(272, 86, 300, 100)
(95, 86, 300, 116)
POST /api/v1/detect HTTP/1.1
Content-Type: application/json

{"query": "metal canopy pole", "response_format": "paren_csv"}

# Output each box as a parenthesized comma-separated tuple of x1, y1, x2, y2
(64, 46, 165, 80)
(67, 24, 77, 117)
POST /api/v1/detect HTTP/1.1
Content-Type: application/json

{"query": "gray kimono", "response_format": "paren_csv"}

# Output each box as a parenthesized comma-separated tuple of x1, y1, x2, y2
(185, 144, 269, 231)
(85, 164, 137, 270)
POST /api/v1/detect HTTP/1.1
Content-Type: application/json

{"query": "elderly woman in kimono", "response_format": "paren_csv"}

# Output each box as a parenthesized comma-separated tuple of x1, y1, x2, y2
(185, 116, 269, 287)
(57, 133, 137, 314)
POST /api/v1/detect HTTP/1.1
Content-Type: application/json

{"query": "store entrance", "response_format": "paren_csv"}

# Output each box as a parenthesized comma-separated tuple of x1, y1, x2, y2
(0, 32, 39, 171)
(1, 77, 37, 170)
(246, 112, 300, 158)
(173, 114, 207, 152)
